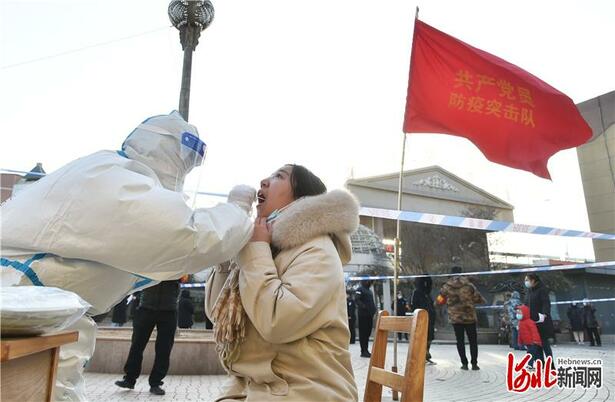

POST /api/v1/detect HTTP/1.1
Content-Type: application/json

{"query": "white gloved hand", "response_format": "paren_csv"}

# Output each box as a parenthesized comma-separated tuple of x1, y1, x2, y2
(228, 185, 256, 214)
(536, 313, 546, 323)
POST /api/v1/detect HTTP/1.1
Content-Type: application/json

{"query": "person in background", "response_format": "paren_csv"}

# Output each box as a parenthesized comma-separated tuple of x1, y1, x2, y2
(128, 292, 141, 321)
(582, 298, 601, 347)
(347, 289, 357, 344)
(115, 280, 180, 396)
(178, 289, 195, 329)
(524, 274, 555, 369)
(356, 280, 377, 358)
(504, 291, 523, 350)
(439, 266, 486, 371)
(393, 291, 409, 341)
(411, 277, 436, 364)
(566, 301, 584, 345)
(516, 305, 543, 370)
(112, 296, 129, 327)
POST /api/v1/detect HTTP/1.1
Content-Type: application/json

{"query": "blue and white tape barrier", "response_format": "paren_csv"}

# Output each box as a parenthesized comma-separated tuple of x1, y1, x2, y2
(475, 297, 615, 309)
(360, 207, 615, 240)
(5, 165, 614, 240)
(347, 260, 615, 281)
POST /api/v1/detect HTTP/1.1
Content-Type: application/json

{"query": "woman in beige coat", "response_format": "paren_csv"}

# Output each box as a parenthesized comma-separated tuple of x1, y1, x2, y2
(205, 164, 359, 401)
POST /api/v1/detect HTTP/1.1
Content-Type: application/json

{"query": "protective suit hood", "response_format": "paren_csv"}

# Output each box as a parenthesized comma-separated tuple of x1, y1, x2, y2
(122, 111, 205, 191)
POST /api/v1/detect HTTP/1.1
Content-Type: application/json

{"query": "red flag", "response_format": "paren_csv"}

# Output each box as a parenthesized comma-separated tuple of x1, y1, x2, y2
(403, 20, 592, 179)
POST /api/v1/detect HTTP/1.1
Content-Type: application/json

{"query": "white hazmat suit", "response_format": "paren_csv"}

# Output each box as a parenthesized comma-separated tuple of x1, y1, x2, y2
(0, 111, 254, 401)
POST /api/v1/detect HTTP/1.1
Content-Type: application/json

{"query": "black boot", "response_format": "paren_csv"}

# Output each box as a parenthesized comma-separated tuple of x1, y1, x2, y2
(150, 386, 166, 396)
(114, 379, 135, 389)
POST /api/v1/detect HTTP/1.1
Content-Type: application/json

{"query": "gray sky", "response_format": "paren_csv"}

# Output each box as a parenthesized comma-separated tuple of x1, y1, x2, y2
(2, 0, 614, 260)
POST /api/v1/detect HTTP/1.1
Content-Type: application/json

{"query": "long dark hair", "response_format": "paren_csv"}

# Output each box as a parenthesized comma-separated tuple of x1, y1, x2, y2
(286, 164, 326, 199)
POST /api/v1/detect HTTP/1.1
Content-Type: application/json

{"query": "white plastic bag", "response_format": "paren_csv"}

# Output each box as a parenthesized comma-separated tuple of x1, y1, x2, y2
(0, 286, 91, 336)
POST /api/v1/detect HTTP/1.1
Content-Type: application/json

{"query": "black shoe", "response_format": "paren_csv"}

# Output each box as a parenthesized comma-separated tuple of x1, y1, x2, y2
(461, 364, 469, 370)
(114, 380, 134, 389)
(361, 352, 372, 358)
(472, 364, 480, 371)
(150, 386, 165, 396)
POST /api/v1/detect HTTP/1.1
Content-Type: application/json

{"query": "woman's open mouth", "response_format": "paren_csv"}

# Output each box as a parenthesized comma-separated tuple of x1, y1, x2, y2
(257, 191, 266, 205)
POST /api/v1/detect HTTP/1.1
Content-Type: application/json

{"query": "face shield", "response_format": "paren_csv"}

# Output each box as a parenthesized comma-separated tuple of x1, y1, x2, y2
(180, 131, 207, 208)
(122, 112, 207, 204)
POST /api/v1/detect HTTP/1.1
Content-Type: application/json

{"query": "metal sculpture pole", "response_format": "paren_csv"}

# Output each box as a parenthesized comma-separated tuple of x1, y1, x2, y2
(168, 0, 215, 121)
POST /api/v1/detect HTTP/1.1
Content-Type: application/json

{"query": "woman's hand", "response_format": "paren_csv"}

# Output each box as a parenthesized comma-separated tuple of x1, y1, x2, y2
(250, 217, 272, 243)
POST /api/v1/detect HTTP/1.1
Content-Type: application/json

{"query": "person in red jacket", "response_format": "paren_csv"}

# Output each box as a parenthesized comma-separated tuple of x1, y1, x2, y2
(516, 305, 543, 369)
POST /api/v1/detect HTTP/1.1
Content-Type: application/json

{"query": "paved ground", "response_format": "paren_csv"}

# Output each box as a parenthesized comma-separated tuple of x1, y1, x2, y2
(85, 342, 614, 401)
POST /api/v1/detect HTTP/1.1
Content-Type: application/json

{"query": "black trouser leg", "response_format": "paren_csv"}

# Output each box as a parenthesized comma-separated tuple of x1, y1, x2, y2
(526, 344, 542, 367)
(466, 323, 478, 365)
(452, 323, 468, 365)
(426, 341, 432, 360)
(149, 311, 177, 387)
(348, 318, 356, 344)
(589, 328, 601, 346)
(358, 314, 373, 354)
(124, 309, 156, 383)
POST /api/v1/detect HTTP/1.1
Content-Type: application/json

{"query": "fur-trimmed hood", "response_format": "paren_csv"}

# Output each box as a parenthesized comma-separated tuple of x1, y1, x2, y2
(271, 190, 359, 263)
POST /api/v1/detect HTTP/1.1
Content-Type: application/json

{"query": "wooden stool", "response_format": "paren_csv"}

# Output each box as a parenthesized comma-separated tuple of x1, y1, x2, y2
(1, 331, 79, 402)
(364, 310, 428, 402)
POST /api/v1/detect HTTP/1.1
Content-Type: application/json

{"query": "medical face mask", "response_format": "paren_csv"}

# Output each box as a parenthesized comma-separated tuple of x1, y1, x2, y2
(265, 197, 304, 223)
(516, 313, 523, 320)
(524, 280, 531, 288)
(266, 209, 282, 223)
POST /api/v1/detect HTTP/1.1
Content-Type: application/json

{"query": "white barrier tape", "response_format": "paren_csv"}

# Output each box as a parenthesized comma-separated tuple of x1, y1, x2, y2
(6, 165, 614, 241)
(180, 283, 205, 288)
(1, 168, 46, 177)
(360, 207, 615, 240)
(347, 260, 615, 281)
(475, 297, 615, 309)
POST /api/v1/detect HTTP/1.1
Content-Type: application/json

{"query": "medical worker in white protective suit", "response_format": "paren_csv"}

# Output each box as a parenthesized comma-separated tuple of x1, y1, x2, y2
(0, 111, 255, 401)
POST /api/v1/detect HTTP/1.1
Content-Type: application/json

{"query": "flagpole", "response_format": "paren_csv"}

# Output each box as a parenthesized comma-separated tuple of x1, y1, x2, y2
(392, 7, 418, 401)
(392, 132, 407, 398)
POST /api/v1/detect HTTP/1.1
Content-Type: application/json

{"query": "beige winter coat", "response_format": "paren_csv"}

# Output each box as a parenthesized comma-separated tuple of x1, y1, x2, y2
(205, 190, 359, 402)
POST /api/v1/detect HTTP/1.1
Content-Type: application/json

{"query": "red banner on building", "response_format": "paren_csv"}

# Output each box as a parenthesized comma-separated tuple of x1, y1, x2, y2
(403, 20, 592, 179)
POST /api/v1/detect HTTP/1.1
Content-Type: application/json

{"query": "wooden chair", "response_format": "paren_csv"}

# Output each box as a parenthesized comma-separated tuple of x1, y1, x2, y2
(364, 309, 428, 402)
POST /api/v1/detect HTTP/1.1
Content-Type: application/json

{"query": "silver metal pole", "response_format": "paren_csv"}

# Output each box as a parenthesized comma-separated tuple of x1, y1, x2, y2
(392, 9, 417, 400)
(392, 132, 407, 400)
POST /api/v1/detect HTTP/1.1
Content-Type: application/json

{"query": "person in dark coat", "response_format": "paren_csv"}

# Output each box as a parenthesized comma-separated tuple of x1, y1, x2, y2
(524, 274, 555, 368)
(115, 280, 180, 396)
(129, 292, 141, 321)
(392, 291, 409, 341)
(355, 280, 377, 358)
(346, 290, 356, 344)
(582, 299, 601, 347)
(178, 289, 195, 329)
(411, 276, 436, 364)
(566, 302, 584, 344)
(112, 297, 129, 327)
